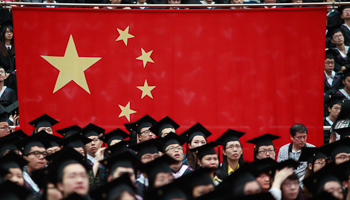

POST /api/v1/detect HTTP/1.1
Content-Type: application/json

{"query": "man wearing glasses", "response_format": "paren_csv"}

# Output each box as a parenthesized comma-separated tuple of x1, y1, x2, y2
(277, 124, 315, 184)
(129, 114, 157, 143)
(14, 132, 51, 199)
(0, 112, 10, 138)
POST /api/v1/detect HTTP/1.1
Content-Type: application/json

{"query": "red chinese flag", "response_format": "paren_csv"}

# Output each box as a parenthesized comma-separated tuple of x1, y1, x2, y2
(13, 7, 326, 160)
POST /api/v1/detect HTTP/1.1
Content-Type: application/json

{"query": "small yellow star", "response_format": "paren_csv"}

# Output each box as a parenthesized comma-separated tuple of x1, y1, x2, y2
(136, 48, 154, 68)
(41, 35, 101, 94)
(118, 102, 137, 121)
(116, 26, 134, 46)
(137, 79, 156, 99)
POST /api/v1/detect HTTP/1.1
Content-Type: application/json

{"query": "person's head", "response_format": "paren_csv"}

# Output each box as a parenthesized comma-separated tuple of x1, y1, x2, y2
(37, 127, 53, 134)
(23, 146, 48, 173)
(308, 158, 326, 173)
(110, 0, 121, 4)
(291, 0, 302, 7)
(243, 180, 262, 195)
(328, 102, 342, 120)
(80, 123, 105, 157)
(29, 114, 59, 135)
(230, 0, 242, 4)
(149, 116, 180, 138)
(0, 120, 10, 138)
(264, 0, 276, 3)
(0, 67, 7, 84)
(334, 152, 350, 164)
(198, 154, 219, 169)
(47, 146, 61, 156)
(130, 139, 162, 164)
(256, 173, 271, 192)
(331, 30, 344, 46)
(164, 143, 183, 162)
(189, 135, 206, 149)
(290, 124, 308, 150)
(246, 134, 280, 161)
(138, 127, 156, 142)
(131, 115, 157, 143)
(325, 51, 335, 73)
(1, 25, 13, 41)
(192, 183, 215, 198)
(46, 183, 63, 200)
(223, 140, 243, 161)
(153, 172, 174, 188)
(57, 162, 89, 198)
(0, 152, 27, 187)
(323, 181, 344, 200)
(341, 6, 350, 20)
(281, 173, 301, 200)
(85, 135, 102, 157)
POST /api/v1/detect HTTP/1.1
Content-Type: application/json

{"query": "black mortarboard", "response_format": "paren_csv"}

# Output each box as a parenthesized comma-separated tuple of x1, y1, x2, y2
(101, 150, 140, 174)
(10, 129, 29, 139)
(248, 158, 277, 177)
(0, 135, 20, 155)
(0, 181, 31, 200)
(246, 133, 281, 151)
(80, 123, 105, 138)
(56, 125, 81, 138)
(338, 159, 350, 177)
(130, 114, 157, 134)
(160, 132, 187, 152)
(28, 114, 59, 130)
(137, 154, 176, 190)
(0, 151, 27, 171)
(215, 129, 245, 148)
(14, 131, 51, 155)
(41, 132, 62, 147)
(179, 122, 212, 143)
(325, 50, 334, 60)
(331, 100, 350, 133)
(46, 146, 91, 184)
(89, 174, 137, 200)
(101, 128, 129, 146)
(333, 126, 350, 139)
(129, 139, 164, 159)
(149, 116, 180, 137)
(231, 193, 276, 200)
(307, 191, 341, 200)
(303, 162, 345, 195)
(271, 159, 298, 171)
(189, 142, 219, 160)
(57, 133, 92, 149)
(144, 178, 188, 200)
(325, 94, 344, 109)
(104, 140, 132, 158)
(30, 168, 49, 190)
(124, 122, 134, 133)
(298, 147, 327, 164)
(322, 137, 350, 159)
(178, 168, 214, 194)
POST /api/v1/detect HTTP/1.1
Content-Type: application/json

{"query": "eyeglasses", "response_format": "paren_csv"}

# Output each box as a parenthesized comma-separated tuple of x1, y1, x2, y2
(141, 154, 159, 160)
(165, 146, 183, 152)
(282, 180, 299, 187)
(333, 35, 343, 39)
(335, 154, 350, 161)
(258, 149, 275, 154)
(26, 151, 48, 157)
(0, 126, 10, 130)
(141, 129, 151, 135)
(314, 161, 326, 165)
(226, 144, 242, 149)
(325, 61, 334, 65)
(90, 138, 100, 142)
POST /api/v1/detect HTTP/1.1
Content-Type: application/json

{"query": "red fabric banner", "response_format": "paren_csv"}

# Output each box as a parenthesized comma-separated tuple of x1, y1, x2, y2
(13, 7, 326, 161)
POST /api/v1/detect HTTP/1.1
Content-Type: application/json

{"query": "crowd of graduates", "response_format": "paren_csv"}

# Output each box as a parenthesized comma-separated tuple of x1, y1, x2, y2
(2, 110, 350, 200)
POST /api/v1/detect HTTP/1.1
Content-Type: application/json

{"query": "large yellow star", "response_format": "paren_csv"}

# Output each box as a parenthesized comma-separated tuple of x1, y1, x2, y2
(118, 102, 137, 121)
(137, 79, 156, 99)
(136, 48, 154, 68)
(116, 26, 134, 46)
(41, 35, 101, 94)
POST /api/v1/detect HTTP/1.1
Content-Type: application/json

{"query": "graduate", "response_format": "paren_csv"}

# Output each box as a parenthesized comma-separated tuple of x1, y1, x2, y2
(56, 125, 82, 139)
(101, 128, 129, 147)
(28, 114, 59, 135)
(0, 151, 27, 186)
(149, 116, 180, 138)
(246, 133, 281, 161)
(180, 122, 212, 169)
(128, 114, 157, 143)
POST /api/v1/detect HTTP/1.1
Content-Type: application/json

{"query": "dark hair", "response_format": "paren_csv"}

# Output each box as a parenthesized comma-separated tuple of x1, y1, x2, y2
(220, 140, 245, 180)
(290, 124, 308, 137)
(282, 173, 303, 200)
(254, 146, 275, 161)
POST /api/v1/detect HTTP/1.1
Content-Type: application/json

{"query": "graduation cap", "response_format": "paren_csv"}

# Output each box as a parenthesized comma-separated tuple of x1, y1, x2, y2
(14, 131, 51, 155)
(144, 178, 188, 200)
(124, 122, 134, 133)
(333, 126, 350, 139)
(57, 133, 92, 149)
(89, 173, 137, 200)
(137, 154, 177, 190)
(56, 125, 82, 138)
(9, 129, 29, 139)
(0, 135, 20, 155)
(215, 129, 245, 148)
(149, 116, 180, 137)
(248, 158, 277, 177)
(129, 139, 164, 159)
(180, 122, 212, 143)
(322, 137, 350, 159)
(0, 181, 32, 200)
(41, 131, 62, 148)
(160, 132, 187, 152)
(298, 147, 327, 165)
(101, 128, 129, 146)
(189, 142, 219, 160)
(343, 67, 350, 79)
(80, 123, 105, 138)
(303, 162, 345, 196)
(130, 114, 157, 134)
(246, 133, 281, 152)
(101, 150, 140, 174)
(28, 114, 59, 131)
(325, 94, 344, 109)
(307, 191, 341, 200)
(46, 146, 91, 184)
(0, 151, 27, 171)
(177, 168, 214, 197)
(270, 159, 298, 173)
(338, 159, 350, 178)
(104, 140, 133, 158)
